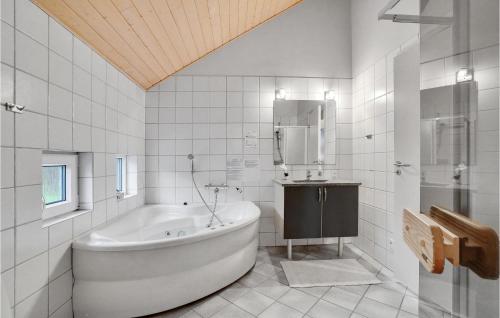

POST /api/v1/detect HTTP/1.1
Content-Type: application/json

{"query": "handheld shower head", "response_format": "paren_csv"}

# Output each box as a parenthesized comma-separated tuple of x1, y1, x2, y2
(187, 154, 194, 160)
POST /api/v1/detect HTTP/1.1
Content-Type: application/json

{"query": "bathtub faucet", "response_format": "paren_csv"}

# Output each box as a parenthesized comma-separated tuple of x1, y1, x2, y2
(205, 183, 229, 190)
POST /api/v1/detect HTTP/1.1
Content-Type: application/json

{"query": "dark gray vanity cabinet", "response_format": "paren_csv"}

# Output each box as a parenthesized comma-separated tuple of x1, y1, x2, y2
(282, 185, 358, 239)
(322, 186, 358, 237)
(283, 186, 323, 239)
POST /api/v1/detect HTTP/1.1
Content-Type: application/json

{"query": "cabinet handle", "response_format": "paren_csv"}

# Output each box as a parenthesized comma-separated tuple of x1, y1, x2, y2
(323, 188, 327, 202)
(318, 188, 322, 202)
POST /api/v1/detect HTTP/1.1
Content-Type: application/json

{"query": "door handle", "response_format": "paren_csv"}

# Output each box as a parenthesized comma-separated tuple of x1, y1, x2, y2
(318, 188, 322, 202)
(323, 188, 327, 202)
(394, 161, 411, 167)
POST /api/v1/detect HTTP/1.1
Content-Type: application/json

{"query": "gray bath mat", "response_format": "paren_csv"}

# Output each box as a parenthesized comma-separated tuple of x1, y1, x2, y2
(280, 259, 381, 288)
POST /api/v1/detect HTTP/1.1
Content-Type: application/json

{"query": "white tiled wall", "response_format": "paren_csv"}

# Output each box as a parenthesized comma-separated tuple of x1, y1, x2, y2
(0, 0, 146, 317)
(145, 75, 353, 246)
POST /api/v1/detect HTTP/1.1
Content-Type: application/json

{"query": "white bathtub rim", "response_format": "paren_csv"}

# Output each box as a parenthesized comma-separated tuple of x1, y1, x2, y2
(72, 201, 260, 252)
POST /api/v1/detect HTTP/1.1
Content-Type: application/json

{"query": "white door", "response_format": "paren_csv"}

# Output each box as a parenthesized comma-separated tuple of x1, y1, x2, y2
(393, 44, 420, 293)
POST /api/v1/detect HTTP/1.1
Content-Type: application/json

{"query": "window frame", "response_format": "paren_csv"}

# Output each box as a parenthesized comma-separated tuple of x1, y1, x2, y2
(116, 156, 127, 195)
(42, 154, 78, 219)
(42, 165, 67, 205)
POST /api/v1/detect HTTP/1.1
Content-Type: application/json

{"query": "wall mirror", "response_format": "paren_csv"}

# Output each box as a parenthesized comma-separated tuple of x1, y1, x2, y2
(273, 99, 336, 165)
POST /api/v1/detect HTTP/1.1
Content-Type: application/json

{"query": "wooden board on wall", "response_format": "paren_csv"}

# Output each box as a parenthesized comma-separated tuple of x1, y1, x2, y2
(33, 0, 303, 89)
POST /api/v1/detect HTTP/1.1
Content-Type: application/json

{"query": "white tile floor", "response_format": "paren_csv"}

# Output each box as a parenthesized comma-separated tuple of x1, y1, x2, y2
(145, 244, 450, 318)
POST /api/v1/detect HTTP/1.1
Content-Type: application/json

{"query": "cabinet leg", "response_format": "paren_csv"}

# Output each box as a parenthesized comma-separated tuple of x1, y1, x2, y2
(287, 240, 292, 260)
(338, 237, 343, 257)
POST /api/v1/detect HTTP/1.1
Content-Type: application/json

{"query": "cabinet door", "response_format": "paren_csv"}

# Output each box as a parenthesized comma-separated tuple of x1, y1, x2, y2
(284, 186, 322, 239)
(322, 186, 358, 237)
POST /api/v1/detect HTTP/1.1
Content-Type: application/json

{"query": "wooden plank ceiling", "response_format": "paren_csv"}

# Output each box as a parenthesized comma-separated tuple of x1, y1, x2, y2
(33, 0, 303, 89)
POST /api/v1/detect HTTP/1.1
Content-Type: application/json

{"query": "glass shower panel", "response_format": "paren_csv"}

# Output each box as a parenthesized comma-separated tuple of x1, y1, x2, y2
(419, 0, 499, 317)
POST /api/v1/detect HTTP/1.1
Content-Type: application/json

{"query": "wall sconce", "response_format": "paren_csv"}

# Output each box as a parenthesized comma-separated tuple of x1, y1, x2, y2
(275, 88, 287, 100)
(456, 68, 473, 83)
(324, 90, 335, 100)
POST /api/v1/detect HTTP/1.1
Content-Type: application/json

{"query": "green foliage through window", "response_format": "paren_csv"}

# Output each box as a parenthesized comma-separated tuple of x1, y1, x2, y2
(42, 165, 66, 205)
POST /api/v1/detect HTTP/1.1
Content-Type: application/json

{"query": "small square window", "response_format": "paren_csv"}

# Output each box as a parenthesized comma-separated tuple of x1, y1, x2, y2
(42, 154, 78, 219)
(116, 156, 126, 196)
(42, 165, 66, 205)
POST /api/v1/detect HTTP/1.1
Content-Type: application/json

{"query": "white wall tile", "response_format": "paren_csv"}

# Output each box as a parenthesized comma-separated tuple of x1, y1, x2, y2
(15, 252, 48, 303)
(48, 242, 71, 282)
(16, 70, 48, 115)
(227, 76, 242, 91)
(15, 112, 47, 148)
(73, 94, 91, 125)
(48, 18, 72, 60)
(73, 39, 91, 72)
(15, 148, 41, 186)
(49, 299, 72, 318)
(1, 147, 14, 188)
(49, 117, 73, 150)
(15, 0, 48, 45)
(1, 0, 14, 25)
(1, 71, 15, 146)
(48, 219, 72, 248)
(49, 51, 72, 90)
(176, 76, 193, 91)
(243, 77, 259, 91)
(73, 213, 92, 238)
(15, 286, 48, 318)
(15, 30, 48, 79)
(1, 188, 15, 229)
(209, 76, 226, 91)
(91, 52, 106, 81)
(91, 77, 105, 104)
(159, 77, 175, 91)
(16, 220, 48, 264)
(48, 84, 72, 120)
(193, 76, 210, 91)
(227, 92, 243, 107)
(73, 123, 92, 152)
(73, 66, 91, 98)
(48, 271, 72, 314)
(1, 228, 15, 271)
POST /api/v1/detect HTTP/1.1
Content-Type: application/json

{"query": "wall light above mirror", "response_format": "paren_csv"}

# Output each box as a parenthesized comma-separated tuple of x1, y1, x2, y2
(324, 90, 335, 100)
(275, 88, 287, 100)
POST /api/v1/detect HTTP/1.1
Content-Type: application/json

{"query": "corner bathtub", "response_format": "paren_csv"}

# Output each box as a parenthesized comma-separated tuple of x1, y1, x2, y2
(72, 201, 260, 318)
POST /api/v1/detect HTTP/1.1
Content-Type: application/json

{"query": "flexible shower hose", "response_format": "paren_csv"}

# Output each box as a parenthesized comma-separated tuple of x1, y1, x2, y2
(190, 161, 223, 227)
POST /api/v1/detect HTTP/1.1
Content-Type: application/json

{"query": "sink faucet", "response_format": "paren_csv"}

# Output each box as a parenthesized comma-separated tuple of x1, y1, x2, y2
(306, 169, 312, 180)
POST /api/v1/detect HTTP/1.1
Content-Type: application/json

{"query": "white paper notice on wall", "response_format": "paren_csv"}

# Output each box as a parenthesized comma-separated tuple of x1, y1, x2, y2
(227, 156, 244, 183)
(244, 138, 257, 152)
(243, 158, 260, 184)
(227, 170, 243, 183)
(244, 159, 259, 168)
(244, 129, 258, 152)
(227, 156, 243, 170)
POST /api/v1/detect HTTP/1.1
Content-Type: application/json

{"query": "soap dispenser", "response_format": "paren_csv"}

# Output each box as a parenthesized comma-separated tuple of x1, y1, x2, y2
(280, 164, 289, 180)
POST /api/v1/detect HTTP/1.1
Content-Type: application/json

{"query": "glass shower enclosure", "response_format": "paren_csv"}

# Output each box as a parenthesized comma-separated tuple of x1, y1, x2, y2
(419, 0, 499, 317)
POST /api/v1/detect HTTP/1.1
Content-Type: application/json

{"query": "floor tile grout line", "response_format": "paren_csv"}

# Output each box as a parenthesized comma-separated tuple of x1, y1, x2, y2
(350, 278, 371, 316)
